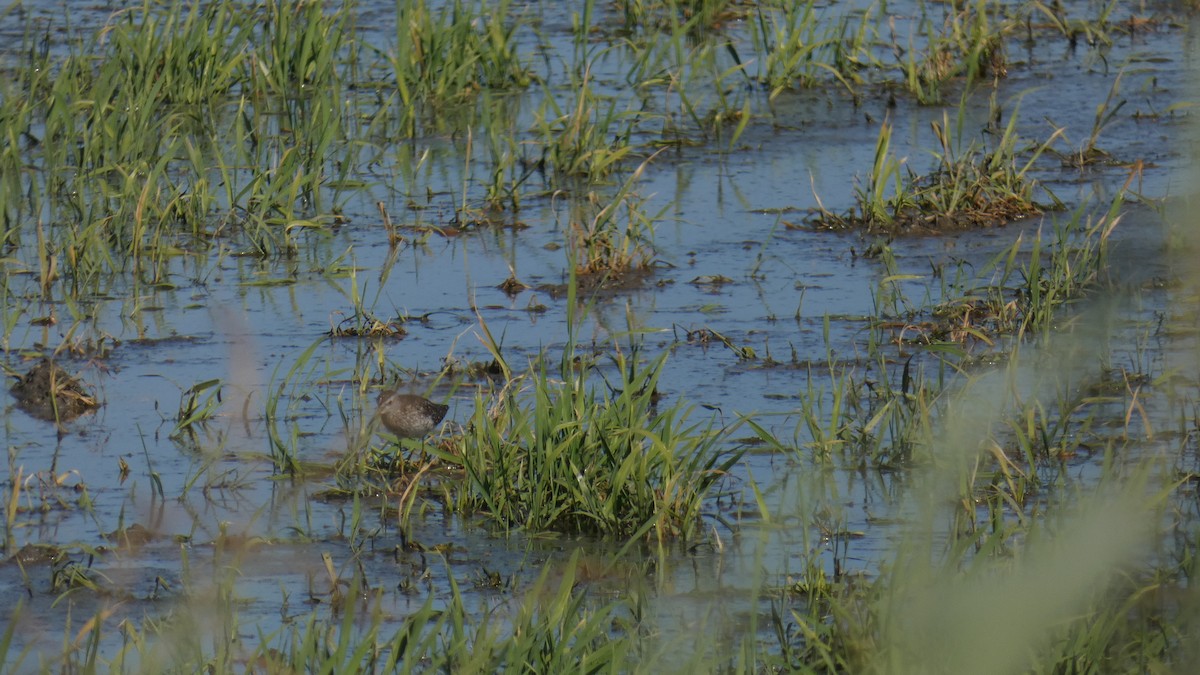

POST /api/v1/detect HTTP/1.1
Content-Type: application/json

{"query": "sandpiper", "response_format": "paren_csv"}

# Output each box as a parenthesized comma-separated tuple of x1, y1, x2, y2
(376, 392, 449, 439)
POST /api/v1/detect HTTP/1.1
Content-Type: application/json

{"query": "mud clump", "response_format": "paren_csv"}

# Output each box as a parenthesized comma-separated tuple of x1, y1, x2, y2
(4, 543, 66, 566)
(10, 359, 99, 422)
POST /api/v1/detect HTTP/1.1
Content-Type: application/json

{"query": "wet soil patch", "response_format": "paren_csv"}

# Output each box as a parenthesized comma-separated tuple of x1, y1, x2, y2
(9, 359, 100, 422)
(538, 266, 666, 298)
(4, 543, 67, 567)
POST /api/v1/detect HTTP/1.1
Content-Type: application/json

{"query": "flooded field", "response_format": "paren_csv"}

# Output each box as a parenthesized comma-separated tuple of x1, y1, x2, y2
(2, 0, 1200, 671)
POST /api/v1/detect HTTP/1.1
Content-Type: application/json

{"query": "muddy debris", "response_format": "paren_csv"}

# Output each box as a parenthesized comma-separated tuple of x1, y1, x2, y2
(9, 358, 100, 422)
(497, 272, 528, 297)
(104, 523, 162, 549)
(4, 543, 66, 567)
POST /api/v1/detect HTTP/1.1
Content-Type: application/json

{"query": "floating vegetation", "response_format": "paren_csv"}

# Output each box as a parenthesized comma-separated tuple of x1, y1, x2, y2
(496, 270, 528, 296)
(328, 314, 409, 339)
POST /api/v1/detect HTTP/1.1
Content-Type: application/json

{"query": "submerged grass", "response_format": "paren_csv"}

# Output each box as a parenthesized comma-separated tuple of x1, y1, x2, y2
(2, 1, 1196, 672)
(794, 183, 1123, 472)
(748, 230, 1195, 673)
(0, 0, 1146, 301)
(10, 549, 663, 673)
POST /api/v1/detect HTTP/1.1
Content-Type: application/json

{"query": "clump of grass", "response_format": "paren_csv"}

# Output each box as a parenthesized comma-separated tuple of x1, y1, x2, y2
(784, 184, 1122, 469)
(0, 0, 364, 288)
(1028, 0, 1119, 48)
(325, 265, 408, 338)
(532, 60, 638, 179)
(328, 313, 408, 339)
(568, 153, 666, 282)
(448, 346, 740, 539)
(896, 0, 1009, 105)
(814, 104, 1060, 234)
(249, 0, 351, 98)
(1052, 70, 1126, 167)
(926, 196, 1121, 343)
(747, 0, 867, 96)
(378, 0, 534, 129)
(172, 378, 223, 441)
(608, 0, 743, 37)
(104, 3, 252, 106)
(750, 274, 1192, 668)
(760, 482, 1186, 672)
(750, 347, 937, 469)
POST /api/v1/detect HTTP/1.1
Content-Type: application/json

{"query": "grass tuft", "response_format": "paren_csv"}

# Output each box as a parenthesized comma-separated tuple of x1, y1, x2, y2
(448, 348, 741, 539)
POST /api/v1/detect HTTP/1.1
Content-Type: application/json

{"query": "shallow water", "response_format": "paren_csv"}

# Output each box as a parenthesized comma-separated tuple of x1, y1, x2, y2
(2, 0, 1199, 667)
